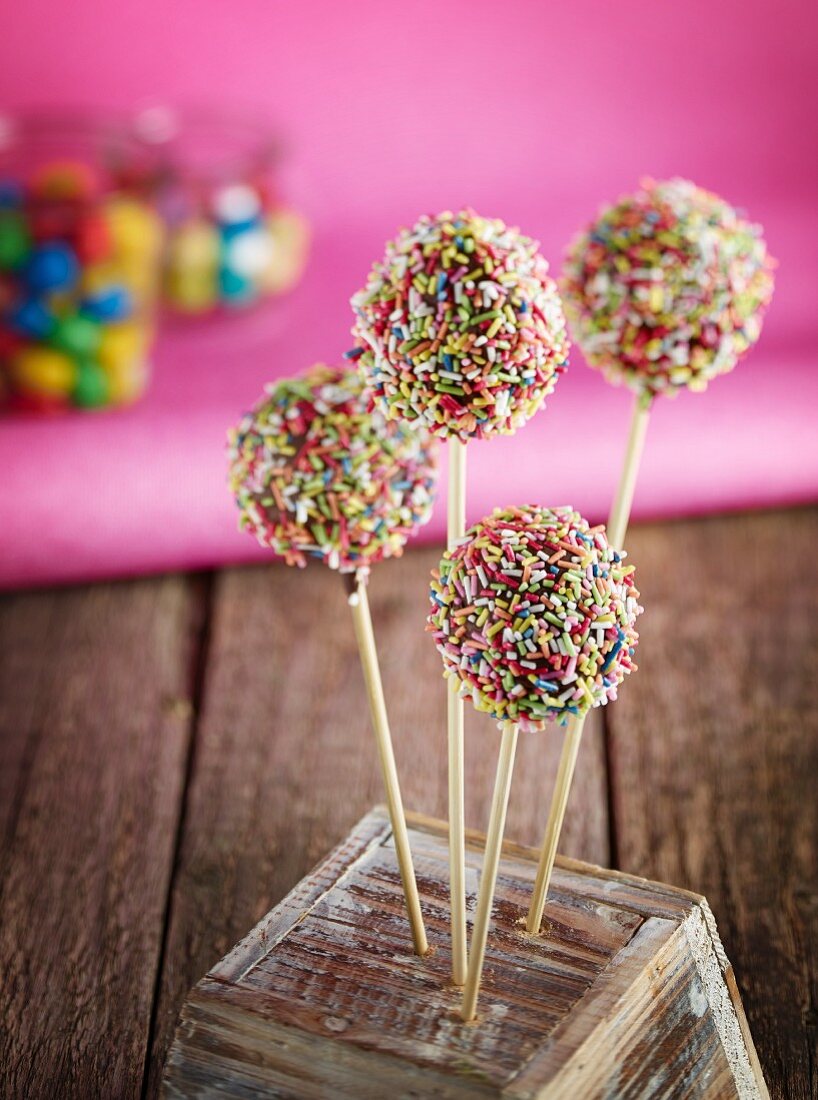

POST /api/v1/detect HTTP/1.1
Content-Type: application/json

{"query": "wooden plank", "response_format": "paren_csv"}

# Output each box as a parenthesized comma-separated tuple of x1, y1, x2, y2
(146, 548, 609, 1093)
(608, 508, 818, 1100)
(0, 591, 56, 841)
(0, 577, 201, 1100)
(162, 808, 766, 1099)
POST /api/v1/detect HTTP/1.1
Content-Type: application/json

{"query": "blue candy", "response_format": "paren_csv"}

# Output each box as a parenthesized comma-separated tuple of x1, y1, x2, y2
(219, 265, 256, 306)
(7, 297, 55, 339)
(80, 286, 133, 322)
(219, 214, 263, 242)
(0, 180, 24, 208)
(25, 242, 80, 293)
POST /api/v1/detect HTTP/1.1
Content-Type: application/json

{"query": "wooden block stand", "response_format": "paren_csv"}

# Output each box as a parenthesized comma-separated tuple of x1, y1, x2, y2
(162, 808, 767, 1099)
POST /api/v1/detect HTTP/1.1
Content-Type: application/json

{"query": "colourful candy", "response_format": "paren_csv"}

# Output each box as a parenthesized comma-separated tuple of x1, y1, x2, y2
(97, 320, 148, 374)
(73, 359, 110, 408)
(0, 211, 31, 270)
(80, 286, 132, 322)
(227, 363, 439, 574)
(161, 185, 309, 314)
(219, 265, 256, 307)
(213, 183, 262, 230)
(100, 353, 147, 406)
(225, 227, 273, 281)
(8, 297, 55, 339)
(349, 209, 569, 442)
(0, 162, 161, 412)
(562, 178, 775, 397)
(260, 208, 310, 295)
(10, 346, 77, 397)
(0, 181, 24, 208)
(427, 505, 642, 730)
(50, 313, 100, 358)
(30, 160, 99, 202)
(74, 210, 112, 263)
(25, 242, 79, 294)
(102, 196, 163, 261)
(163, 218, 219, 313)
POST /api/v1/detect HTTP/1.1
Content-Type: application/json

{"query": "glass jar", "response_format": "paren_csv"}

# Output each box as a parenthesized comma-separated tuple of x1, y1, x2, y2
(120, 106, 310, 316)
(0, 110, 163, 413)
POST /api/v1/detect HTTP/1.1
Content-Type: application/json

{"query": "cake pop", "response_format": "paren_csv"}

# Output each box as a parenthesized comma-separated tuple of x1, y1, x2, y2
(228, 363, 437, 574)
(516, 183, 774, 942)
(563, 177, 774, 547)
(228, 363, 439, 955)
(350, 208, 569, 442)
(429, 505, 640, 730)
(428, 505, 642, 1019)
(350, 209, 570, 984)
(563, 177, 773, 398)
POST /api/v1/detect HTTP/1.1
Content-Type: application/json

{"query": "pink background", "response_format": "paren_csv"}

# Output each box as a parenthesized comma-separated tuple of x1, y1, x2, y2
(1, 0, 817, 587)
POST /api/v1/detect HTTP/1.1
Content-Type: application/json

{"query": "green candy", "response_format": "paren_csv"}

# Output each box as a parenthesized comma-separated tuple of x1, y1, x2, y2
(0, 211, 31, 270)
(73, 360, 110, 408)
(51, 314, 101, 358)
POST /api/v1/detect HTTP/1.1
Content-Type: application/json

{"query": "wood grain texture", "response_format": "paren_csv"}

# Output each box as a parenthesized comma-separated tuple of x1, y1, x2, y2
(162, 808, 766, 1099)
(608, 509, 818, 1100)
(0, 578, 201, 1100)
(0, 508, 814, 1100)
(145, 549, 609, 1093)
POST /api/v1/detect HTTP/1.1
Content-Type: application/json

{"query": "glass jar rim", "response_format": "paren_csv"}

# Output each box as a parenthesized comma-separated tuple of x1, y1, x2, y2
(0, 106, 284, 187)
(0, 108, 142, 157)
(127, 105, 283, 183)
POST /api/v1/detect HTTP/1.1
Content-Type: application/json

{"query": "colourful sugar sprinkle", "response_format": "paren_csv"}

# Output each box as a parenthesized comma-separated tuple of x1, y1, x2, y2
(349, 209, 569, 441)
(227, 363, 439, 575)
(562, 178, 775, 398)
(427, 505, 642, 731)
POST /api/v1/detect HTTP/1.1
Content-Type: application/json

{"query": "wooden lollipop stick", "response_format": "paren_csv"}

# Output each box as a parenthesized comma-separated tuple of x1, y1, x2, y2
(347, 576, 429, 956)
(606, 392, 652, 549)
(447, 438, 468, 986)
(526, 393, 651, 934)
(526, 715, 584, 934)
(461, 722, 518, 1021)
(447, 681, 467, 983)
(448, 438, 467, 542)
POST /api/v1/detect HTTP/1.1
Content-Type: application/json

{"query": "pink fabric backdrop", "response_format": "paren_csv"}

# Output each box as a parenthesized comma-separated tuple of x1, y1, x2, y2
(1, 0, 816, 587)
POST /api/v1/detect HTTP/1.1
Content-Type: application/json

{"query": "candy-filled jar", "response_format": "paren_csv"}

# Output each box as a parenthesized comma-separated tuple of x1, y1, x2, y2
(119, 107, 310, 316)
(0, 112, 163, 413)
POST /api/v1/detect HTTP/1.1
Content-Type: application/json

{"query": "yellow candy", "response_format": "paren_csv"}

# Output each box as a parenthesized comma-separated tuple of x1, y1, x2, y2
(11, 347, 77, 396)
(260, 208, 310, 294)
(98, 320, 150, 373)
(102, 355, 149, 405)
(102, 196, 163, 260)
(97, 320, 152, 404)
(164, 219, 220, 312)
(168, 219, 219, 271)
(165, 271, 218, 313)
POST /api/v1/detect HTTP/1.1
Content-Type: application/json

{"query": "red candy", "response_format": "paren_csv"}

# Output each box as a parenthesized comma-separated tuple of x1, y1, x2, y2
(74, 211, 111, 263)
(0, 326, 24, 358)
(28, 200, 80, 243)
(4, 389, 69, 415)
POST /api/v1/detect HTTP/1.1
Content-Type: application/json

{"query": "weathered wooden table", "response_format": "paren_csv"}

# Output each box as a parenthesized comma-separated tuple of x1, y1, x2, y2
(1, 508, 815, 1100)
